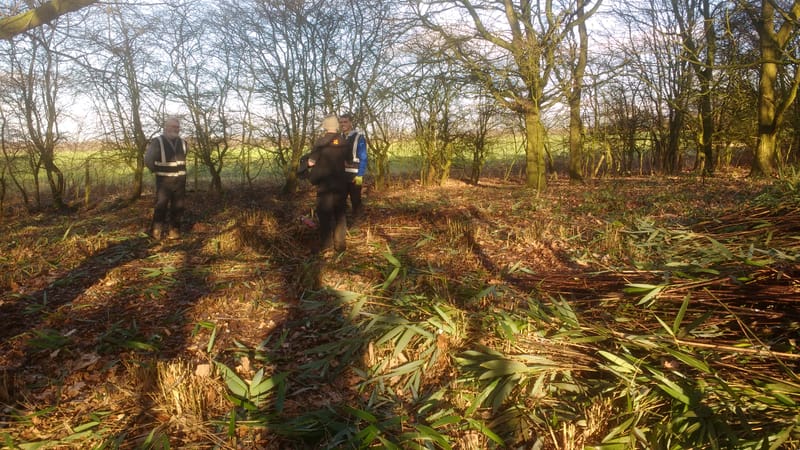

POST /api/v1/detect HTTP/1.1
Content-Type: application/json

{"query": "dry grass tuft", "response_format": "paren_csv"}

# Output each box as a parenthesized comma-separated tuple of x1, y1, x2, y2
(151, 359, 226, 434)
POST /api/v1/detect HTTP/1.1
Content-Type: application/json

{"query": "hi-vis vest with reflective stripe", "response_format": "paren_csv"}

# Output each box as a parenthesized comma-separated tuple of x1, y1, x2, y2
(154, 136, 187, 177)
(345, 132, 362, 174)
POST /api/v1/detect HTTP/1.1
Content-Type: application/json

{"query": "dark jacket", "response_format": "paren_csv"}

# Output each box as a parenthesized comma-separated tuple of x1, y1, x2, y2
(307, 132, 348, 194)
(144, 135, 187, 177)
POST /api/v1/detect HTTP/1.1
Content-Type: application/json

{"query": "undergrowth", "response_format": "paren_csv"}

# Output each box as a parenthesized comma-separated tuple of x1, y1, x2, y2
(1, 176, 798, 449)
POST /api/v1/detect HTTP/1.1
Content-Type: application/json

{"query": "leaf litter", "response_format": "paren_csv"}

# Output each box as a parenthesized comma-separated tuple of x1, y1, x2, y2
(0, 173, 797, 448)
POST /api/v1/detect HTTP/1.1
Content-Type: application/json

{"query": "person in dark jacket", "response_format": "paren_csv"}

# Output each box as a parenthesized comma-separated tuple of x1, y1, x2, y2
(144, 116, 187, 240)
(339, 113, 368, 218)
(306, 115, 349, 252)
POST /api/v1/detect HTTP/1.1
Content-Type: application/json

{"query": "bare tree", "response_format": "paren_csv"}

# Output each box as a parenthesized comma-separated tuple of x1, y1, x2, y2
(413, 0, 601, 190)
(615, 0, 697, 175)
(395, 43, 465, 186)
(671, 0, 718, 175)
(746, 0, 800, 177)
(2, 26, 69, 209)
(70, 2, 158, 200)
(156, 2, 238, 194)
(466, 88, 499, 184)
(554, 0, 593, 181)
(334, 0, 406, 189)
(228, 0, 340, 194)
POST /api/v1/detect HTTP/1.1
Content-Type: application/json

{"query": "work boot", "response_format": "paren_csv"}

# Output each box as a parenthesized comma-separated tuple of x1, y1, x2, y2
(334, 220, 347, 252)
(151, 223, 165, 241)
(333, 234, 346, 252)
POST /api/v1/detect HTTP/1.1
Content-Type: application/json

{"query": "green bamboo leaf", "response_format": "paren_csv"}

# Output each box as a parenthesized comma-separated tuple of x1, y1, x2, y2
(124, 340, 157, 351)
(465, 418, 504, 445)
(392, 326, 418, 360)
(250, 368, 264, 392)
(598, 351, 639, 375)
(665, 348, 710, 373)
(376, 324, 406, 347)
(207, 325, 218, 353)
(653, 373, 690, 404)
(466, 378, 500, 416)
(601, 416, 636, 443)
(637, 285, 665, 306)
(673, 294, 690, 335)
(194, 320, 215, 332)
(491, 376, 518, 411)
(654, 315, 675, 337)
(623, 283, 661, 293)
(553, 297, 580, 326)
(354, 423, 380, 445)
(214, 362, 248, 397)
(706, 237, 733, 259)
(472, 285, 499, 301)
(683, 311, 714, 336)
(768, 424, 795, 450)
(383, 251, 401, 267)
(429, 414, 461, 428)
(764, 381, 800, 393)
(381, 359, 426, 378)
(403, 424, 451, 449)
(343, 405, 378, 423)
(771, 392, 796, 407)
(479, 359, 528, 378)
(382, 266, 400, 290)
(745, 258, 773, 267)
(61, 430, 95, 442)
(251, 372, 288, 398)
(375, 435, 401, 450)
(71, 420, 100, 433)
(432, 303, 457, 333)
(348, 293, 368, 320)
(142, 267, 164, 278)
(458, 349, 492, 360)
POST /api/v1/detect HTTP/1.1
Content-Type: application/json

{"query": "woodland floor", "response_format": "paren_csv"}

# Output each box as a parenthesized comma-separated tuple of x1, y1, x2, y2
(0, 173, 798, 448)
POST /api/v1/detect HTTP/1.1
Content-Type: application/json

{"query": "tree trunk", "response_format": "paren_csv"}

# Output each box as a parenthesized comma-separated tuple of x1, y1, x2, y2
(0, 0, 97, 39)
(524, 110, 547, 190)
(568, 0, 588, 182)
(369, 137, 390, 191)
(42, 152, 65, 209)
(127, 55, 147, 200)
(750, 0, 800, 177)
(753, 44, 778, 177)
(131, 163, 144, 200)
(664, 109, 683, 174)
(210, 170, 223, 194)
(699, 0, 716, 175)
(754, 130, 777, 176)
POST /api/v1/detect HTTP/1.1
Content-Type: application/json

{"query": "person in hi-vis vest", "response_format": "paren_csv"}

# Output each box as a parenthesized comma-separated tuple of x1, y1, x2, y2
(339, 113, 367, 219)
(144, 116, 187, 240)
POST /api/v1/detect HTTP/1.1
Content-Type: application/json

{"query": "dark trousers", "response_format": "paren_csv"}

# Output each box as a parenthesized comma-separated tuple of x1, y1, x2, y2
(317, 191, 347, 252)
(346, 180, 363, 215)
(152, 175, 186, 231)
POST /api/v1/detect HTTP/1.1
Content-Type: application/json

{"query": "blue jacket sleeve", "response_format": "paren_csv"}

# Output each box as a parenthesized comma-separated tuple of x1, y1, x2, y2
(356, 135, 368, 176)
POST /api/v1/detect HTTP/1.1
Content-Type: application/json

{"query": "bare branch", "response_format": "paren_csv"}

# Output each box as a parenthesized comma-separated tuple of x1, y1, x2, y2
(0, 0, 98, 40)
